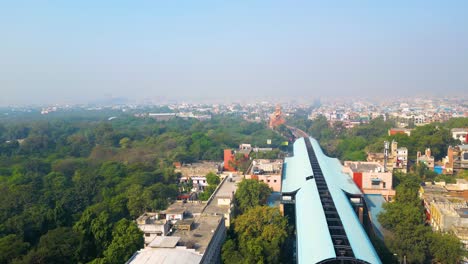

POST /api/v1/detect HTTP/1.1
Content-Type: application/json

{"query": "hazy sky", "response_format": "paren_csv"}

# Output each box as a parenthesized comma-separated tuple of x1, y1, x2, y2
(1, 1, 467, 105)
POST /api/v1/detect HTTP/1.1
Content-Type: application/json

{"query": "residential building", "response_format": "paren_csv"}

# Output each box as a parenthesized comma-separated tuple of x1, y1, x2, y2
(136, 213, 171, 246)
(420, 180, 468, 249)
(129, 173, 242, 264)
(392, 141, 408, 173)
(417, 148, 435, 170)
(223, 145, 251, 172)
(451, 128, 468, 143)
(343, 161, 395, 201)
(366, 140, 408, 173)
(444, 145, 468, 174)
(247, 159, 283, 192)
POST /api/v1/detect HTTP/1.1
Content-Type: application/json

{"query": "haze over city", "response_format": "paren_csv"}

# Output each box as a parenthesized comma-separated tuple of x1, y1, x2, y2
(1, 1, 468, 105)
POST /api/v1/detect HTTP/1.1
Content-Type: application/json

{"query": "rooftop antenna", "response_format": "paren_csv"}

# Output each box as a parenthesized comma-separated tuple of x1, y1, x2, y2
(384, 141, 389, 172)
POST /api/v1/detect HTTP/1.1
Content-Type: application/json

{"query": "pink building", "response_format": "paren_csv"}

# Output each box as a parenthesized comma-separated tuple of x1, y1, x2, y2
(343, 161, 395, 201)
(247, 159, 283, 192)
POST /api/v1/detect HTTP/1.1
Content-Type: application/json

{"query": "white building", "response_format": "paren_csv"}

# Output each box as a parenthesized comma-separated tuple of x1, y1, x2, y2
(452, 128, 468, 143)
(136, 213, 171, 246)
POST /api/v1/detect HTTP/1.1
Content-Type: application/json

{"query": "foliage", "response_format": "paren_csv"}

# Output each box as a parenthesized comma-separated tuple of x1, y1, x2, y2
(206, 172, 220, 186)
(0, 114, 283, 263)
(378, 176, 466, 263)
(0, 234, 30, 264)
(100, 219, 144, 264)
(222, 206, 287, 264)
(235, 179, 272, 213)
(251, 149, 281, 159)
(228, 153, 251, 174)
(430, 232, 466, 264)
(14, 227, 81, 264)
(199, 172, 220, 201)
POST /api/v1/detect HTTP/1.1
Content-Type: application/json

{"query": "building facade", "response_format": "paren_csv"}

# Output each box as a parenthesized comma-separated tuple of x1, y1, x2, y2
(343, 161, 395, 201)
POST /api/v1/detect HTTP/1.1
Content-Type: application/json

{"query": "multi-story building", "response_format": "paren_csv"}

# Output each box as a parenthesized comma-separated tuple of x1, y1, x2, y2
(420, 180, 468, 249)
(366, 140, 408, 173)
(223, 144, 251, 172)
(343, 161, 395, 201)
(136, 213, 171, 246)
(129, 173, 241, 264)
(391, 140, 408, 173)
(451, 128, 468, 143)
(247, 159, 283, 192)
(445, 145, 468, 174)
(417, 148, 435, 170)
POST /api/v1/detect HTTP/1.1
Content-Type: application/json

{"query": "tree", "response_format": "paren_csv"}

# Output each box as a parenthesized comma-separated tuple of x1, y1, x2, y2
(16, 227, 81, 264)
(379, 202, 424, 231)
(235, 180, 272, 213)
(0, 234, 30, 264)
(198, 185, 216, 201)
(206, 172, 220, 186)
(101, 219, 143, 264)
(119, 137, 131, 149)
(430, 232, 466, 264)
(126, 184, 149, 218)
(389, 224, 431, 263)
(233, 206, 288, 264)
(221, 239, 244, 264)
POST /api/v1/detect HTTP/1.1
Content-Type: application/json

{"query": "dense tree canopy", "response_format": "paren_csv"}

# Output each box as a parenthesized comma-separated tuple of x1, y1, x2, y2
(0, 113, 285, 263)
(235, 179, 272, 213)
(223, 206, 288, 264)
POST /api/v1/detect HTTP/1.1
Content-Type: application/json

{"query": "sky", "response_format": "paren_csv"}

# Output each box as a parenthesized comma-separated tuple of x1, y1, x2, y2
(1, 0, 467, 105)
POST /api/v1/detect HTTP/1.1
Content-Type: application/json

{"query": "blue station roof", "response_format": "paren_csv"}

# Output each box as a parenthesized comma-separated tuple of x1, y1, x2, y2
(282, 137, 382, 264)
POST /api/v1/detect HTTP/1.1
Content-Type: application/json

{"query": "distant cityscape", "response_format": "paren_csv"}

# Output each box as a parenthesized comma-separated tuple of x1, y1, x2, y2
(2, 96, 466, 127)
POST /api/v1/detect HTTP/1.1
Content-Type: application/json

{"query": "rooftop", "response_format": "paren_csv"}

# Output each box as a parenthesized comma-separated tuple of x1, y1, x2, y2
(172, 215, 224, 255)
(127, 247, 202, 264)
(162, 202, 205, 217)
(451, 128, 468, 132)
(176, 161, 220, 177)
(148, 236, 181, 248)
(344, 161, 386, 173)
(203, 173, 240, 215)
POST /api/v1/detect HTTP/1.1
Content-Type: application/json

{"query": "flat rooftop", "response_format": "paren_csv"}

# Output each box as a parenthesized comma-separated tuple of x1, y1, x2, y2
(162, 202, 205, 217)
(172, 214, 224, 255)
(344, 161, 385, 173)
(203, 173, 240, 214)
(128, 247, 202, 264)
(176, 161, 220, 177)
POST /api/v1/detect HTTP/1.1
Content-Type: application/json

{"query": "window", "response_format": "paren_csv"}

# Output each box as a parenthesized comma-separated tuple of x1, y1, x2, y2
(145, 233, 151, 237)
(371, 178, 381, 187)
(383, 182, 386, 188)
(267, 180, 270, 183)
(274, 180, 277, 183)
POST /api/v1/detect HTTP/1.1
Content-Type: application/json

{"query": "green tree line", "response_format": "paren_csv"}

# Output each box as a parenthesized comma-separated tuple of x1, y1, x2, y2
(0, 114, 285, 263)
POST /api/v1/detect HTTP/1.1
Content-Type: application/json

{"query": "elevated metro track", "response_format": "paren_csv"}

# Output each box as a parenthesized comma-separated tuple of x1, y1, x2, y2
(281, 136, 381, 264)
